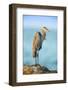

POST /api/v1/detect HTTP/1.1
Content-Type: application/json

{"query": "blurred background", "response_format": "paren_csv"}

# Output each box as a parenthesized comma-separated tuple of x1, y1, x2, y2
(23, 15, 57, 71)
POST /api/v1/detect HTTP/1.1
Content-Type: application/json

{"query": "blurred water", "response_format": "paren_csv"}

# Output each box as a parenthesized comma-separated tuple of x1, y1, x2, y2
(23, 27, 57, 71)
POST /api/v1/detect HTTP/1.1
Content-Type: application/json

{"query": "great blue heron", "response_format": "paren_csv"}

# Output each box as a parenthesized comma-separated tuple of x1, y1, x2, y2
(32, 26, 49, 65)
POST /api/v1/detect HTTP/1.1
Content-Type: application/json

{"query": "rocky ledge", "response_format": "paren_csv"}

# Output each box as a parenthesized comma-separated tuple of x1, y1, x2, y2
(23, 64, 57, 75)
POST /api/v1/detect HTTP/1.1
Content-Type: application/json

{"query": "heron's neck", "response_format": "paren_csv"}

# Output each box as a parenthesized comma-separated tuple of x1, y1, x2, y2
(40, 31, 46, 41)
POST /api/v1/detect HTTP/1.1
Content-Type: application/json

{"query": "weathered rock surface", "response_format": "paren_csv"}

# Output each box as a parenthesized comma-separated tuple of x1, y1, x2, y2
(23, 64, 55, 75)
(23, 65, 33, 74)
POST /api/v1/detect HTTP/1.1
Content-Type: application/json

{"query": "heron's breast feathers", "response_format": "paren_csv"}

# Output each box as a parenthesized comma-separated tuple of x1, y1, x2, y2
(32, 32, 42, 50)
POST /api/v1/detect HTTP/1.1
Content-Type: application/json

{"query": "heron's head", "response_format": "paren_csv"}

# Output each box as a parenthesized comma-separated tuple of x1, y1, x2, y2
(40, 26, 49, 40)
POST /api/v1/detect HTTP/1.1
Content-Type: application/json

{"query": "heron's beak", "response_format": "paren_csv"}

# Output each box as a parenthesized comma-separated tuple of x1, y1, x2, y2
(48, 30, 50, 32)
(45, 29, 49, 32)
(47, 29, 49, 32)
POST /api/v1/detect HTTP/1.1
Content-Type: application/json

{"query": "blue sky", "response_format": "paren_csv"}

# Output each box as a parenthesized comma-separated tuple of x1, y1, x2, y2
(23, 15, 57, 71)
(23, 15, 57, 30)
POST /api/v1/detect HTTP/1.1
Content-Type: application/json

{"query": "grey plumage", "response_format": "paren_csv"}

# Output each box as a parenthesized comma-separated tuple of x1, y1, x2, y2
(32, 26, 49, 65)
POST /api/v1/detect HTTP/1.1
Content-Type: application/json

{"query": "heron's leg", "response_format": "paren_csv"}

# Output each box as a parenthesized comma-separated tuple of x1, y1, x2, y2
(33, 57, 35, 65)
(36, 51, 39, 65)
(35, 57, 36, 65)
(34, 57, 36, 65)
(37, 51, 39, 65)
(34, 51, 39, 65)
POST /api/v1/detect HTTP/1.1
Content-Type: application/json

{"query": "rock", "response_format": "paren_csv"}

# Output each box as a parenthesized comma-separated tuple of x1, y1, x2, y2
(42, 66, 51, 73)
(31, 64, 43, 74)
(23, 65, 33, 74)
(23, 64, 54, 75)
